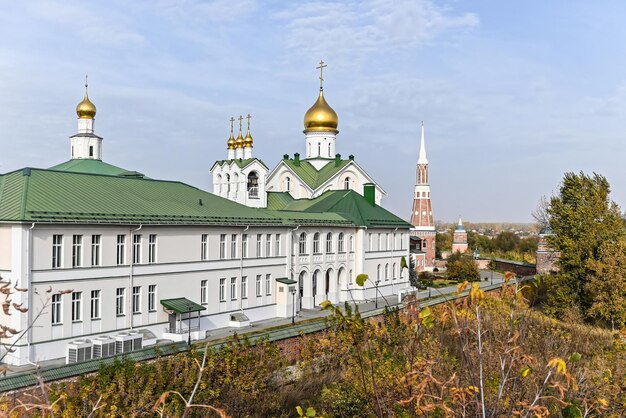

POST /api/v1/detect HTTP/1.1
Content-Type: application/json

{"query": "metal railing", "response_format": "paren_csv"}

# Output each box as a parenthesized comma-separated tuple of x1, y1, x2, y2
(164, 326, 200, 334)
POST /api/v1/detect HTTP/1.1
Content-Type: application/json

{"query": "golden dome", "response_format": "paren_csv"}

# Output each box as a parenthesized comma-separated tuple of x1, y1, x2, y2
(244, 130, 253, 147)
(76, 77, 96, 119)
(227, 133, 236, 150)
(304, 89, 338, 132)
(235, 131, 245, 148)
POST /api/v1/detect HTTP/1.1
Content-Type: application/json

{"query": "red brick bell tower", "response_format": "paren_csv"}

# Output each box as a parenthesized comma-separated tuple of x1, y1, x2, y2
(410, 123, 436, 271)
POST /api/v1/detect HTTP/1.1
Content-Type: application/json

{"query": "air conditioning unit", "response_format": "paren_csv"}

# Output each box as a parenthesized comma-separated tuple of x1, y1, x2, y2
(92, 336, 116, 358)
(66, 340, 93, 364)
(114, 332, 143, 354)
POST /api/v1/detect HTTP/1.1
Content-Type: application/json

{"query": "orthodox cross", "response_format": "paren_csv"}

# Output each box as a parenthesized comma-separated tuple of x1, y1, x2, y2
(316, 60, 327, 89)
(84, 74, 89, 95)
(246, 113, 251, 131)
(238, 115, 243, 133)
(229, 117, 235, 135)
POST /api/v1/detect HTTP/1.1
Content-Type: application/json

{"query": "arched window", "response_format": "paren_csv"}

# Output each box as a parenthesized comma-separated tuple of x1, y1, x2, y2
(313, 232, 320, 254)
(247, 171, 259, 198)
(344, 177, 350, 190)
(393, 263, 397, 279)
(216, 175, 222, 194)
(349, 235, 354, 252)
(285, 176, 291, 192)
(233, 173, 239, 193)
(326, 233, 333, 253)
(338, 232, 344, 253)
(225, 174, 231, 194)
(385, 264, 389, 281)
(377, 264, 381, 281)
(317, 143, 321, 156)
(299, 232, 307, 255)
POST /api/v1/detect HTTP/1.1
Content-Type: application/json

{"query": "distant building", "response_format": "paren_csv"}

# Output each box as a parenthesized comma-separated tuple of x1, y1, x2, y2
(409, 123, 436, 271)
(451, 217, 468, 254)
(536, 227, 560, 274)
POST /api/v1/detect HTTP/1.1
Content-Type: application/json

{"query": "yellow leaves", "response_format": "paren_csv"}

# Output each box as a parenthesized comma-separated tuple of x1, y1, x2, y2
(296, 405, 318, 417)
(547, 357, 567, 375)
(504, 271, 515, 283)
(597, 398, 609, 407)
(456, 281, 469, 295)
(418, 307, 435, 329)
(319, 300, 332, 310)
(469, 282, 484, 304)
(520, 366, 532, 378)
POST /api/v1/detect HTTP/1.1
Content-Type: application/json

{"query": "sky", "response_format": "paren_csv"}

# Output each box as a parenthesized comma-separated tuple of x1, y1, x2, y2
(1, 0, 626, 223)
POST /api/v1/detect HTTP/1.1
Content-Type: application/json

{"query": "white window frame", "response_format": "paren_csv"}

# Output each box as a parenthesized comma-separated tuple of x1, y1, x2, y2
(71, 291, 82, 322)
(52, 234, 63, 269)
(148, 285, 156, 311)
(72, 235, 83, 267)
(256, 274, 262, 297)
(132, 234, 142, 264)
(242, 234, 248, 258)
(201, 234, 208, 261)
(116, 288, 125, 316)
(219, 278, 226, 302)
(298, 232, 307, 255)
(201, 280, 208, 305)
(230, 234, 237, 259)
(91, 235, 101, 266)
(230, 277, 237, 300)
(132, 286, 141, 314)
(256, 234, 262, 258)
(149, 234, 157, 263)
(116, 235, 126, 265)
(52, 293, 62, 324)
(338, 232, 345, 253)
(219, 234, 226, 259)
(326, 233, 333, 253)
(265, 273, 272, 296)
(90, 290, 101, 319)
(266, 234, 272, 257)
(313, 232, 320, 254)
(241, 276, 247, 299)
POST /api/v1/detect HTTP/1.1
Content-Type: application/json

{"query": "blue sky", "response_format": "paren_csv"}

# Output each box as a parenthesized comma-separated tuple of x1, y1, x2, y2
(1, 0, 625, 222)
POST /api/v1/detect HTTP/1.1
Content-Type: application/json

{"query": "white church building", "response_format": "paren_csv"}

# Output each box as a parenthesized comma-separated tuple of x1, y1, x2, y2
(0, 68, 412, 366)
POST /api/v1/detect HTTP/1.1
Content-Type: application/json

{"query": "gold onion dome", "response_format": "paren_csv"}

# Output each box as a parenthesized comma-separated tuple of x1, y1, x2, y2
(244, 130, 253, 147)
(304, 89, 338, 132)
(76, 77, 96, 119)
(235, 130, 245, 148)
(227, 132, 236, 150)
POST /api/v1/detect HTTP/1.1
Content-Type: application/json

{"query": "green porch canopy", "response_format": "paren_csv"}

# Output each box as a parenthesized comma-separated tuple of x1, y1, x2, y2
(160, 298, 206, 314)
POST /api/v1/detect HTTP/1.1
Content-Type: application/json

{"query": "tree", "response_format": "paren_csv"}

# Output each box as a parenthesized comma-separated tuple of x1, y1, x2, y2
(446, 252, 480, 282)
(493, 231, 520, 252)
(408, 256, 418, 288)
(545, 172, 625, 319)
(435, 231, 452, 258)
(585, 238, 626, 330)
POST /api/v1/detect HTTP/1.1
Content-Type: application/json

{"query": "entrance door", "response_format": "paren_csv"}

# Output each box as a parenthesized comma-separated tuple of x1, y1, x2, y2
(168, 313, 177, 333)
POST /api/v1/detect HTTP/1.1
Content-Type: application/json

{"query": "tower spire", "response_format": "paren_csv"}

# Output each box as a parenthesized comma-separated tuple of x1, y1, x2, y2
(418, 121, 428, 164)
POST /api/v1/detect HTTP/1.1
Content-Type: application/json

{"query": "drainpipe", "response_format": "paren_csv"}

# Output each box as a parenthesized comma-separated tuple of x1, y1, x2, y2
(26, 222, 35, 364)
(240, 225, 249, 313)
(129, 224, 142, 330)
(289, 225, 300, 308)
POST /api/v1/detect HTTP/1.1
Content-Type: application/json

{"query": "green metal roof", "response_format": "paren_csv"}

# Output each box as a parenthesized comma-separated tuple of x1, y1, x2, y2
(161, 298, 206, 314)
(282, 158, 351, 190)
(0, 168, 282, 225)
(265, 190, 411, 228)
(211, 158, 268, 171)
(276, 277, 297, 285)
(49, 159, 131, 176)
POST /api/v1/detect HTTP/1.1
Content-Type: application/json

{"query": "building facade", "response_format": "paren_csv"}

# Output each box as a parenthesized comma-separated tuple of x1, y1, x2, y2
(0, 68, 412, 366)
(451, 217, 468, 254)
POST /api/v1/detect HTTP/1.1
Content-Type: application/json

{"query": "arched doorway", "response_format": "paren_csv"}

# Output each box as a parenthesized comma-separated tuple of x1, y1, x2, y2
(312, 269, 320, 307)
(337, 267, 347, 302)
(325, 268, 334, 303)
(298, 270, 307, 311)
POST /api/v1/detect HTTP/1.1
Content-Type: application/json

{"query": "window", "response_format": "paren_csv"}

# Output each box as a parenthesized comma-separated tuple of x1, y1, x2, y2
(231, 234, 237, 259)
(338, 233, 345, 253)
(230, 277, 237, 300)
(349, 235, 354, 252)
(133, 234, 142, 264)
(52, 294, 61, 324)
(377, 264, 381, 281)
(149, 234, 157, 263)
(132, 286, 141, 313)
(116, 288, 125, 316)
(201, 234, 208, 260)
(326, 233, 333, 253)
(148, 285, 156, 312)
(385, 264, 389, 281)
(298, 232, 307, 255)
(90, 290, 100, 319)
(201, 280, 208, 304)
(241, 276, 248, 299)
(368, 233, 373, 251)
(219, 278, 226, 302)
(52, 234, 63, 269)
(220, 234, 226, 259)
(378, 233, 383, 251)
(275, 234, 280, 256)
(72, 235, 83, 267)
(71, 291, 82, 322)
(313, 233, 320, 254)
(91, 235, 101, 266)
(386, 234, 390, 251)
(328, 143, 331, 156)
(265, 274, 272, 295)
(266, 234, 272, 257)
(256, 234, 262, 257)
(242, 234, 248, 258)
(116, 235, 126, 265)
(89, 145, 94, 157)
(344, 177, 350, 190)
(317, 143, 321, 155)
(393, 263, 397, 280)
(256, 275, 262, 297)
(285, 176, 291, 192)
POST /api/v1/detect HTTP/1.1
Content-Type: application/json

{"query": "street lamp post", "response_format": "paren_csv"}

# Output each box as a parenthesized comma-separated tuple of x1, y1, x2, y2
(290, 287, 297, 325)
(375, 279, 380, 309)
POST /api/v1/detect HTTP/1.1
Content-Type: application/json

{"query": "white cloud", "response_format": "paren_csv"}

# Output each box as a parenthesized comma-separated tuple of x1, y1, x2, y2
(276, 0, 478, 59)
(153, 0, 258, 23)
